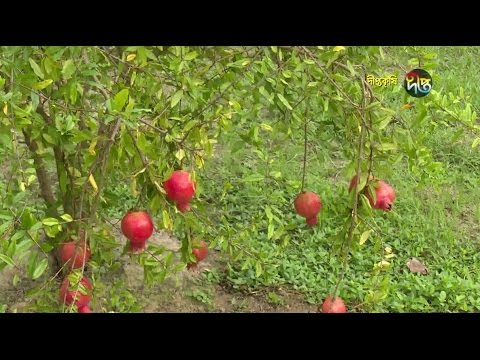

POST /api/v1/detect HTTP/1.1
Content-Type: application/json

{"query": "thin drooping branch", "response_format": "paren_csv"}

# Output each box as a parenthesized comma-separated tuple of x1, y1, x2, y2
(22, 130, 57, 213)
(88, 119, 123, 219)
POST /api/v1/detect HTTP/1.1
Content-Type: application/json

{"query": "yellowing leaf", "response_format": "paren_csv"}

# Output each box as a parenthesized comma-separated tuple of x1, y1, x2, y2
(195, 155, 205, 169)
(175, 149, 185, 161)
(162, 209, 172, 230)
(88, 174, 98, 193)
(260, 123, 273, 131)
(60, 214, 73, 222)
(401, 103, 415, 111)
(376, 260, 391, 268)
(19, 182, 26, 192)
(130, 176, 138, 197)
(3, 104, 7, 115)
(333, 46, 346, 52)
(88, 138, 98, 155)
(126, 53, 137, 62)
(385, 253, 395, 259)
(33, 79, 53, 90)
(359, 229, 372, 245)
(385, 246, 392, 254)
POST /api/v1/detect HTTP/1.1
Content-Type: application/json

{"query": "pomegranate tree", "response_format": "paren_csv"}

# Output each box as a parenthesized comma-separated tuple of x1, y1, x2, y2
(321, 296, 347, 313)
(58, 240, 91, 269)
(294, 191, 322, 226)
(121, 210, 154, 251)
(163, 170, 196, 212)
(60, 277, 93, 309)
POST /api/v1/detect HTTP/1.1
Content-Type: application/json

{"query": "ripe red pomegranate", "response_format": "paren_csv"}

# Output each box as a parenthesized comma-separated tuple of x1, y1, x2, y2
(60, 277, 93, 308)
(349, 175, 395, 212)
(321, 296, 347, 313)
(187, 240, 208, 269)
(176, 202, 191, 213)
(121, 210, 154, 243)
(192, 240, 208, 262)
(372, 181, 396, 211)
(163, 170, 196, 205)
(294, 191, 322, 223)
(78, 306, 92, 313)
(58, 240, 91, 269)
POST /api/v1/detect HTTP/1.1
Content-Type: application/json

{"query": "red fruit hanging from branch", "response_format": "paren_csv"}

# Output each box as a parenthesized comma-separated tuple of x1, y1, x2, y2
(294, 191, 322, 226)
(163, 170, 196, 208)
(121, 210, 154, 243)
(349, 175, 396, 212)
(58, 240, 91, 270)
(187, 240, 208, 270)
(60, 276, 93, 309)
(321, 296, 347, 313)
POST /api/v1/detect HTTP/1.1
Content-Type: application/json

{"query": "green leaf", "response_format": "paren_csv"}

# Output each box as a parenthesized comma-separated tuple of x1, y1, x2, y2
(183, 120, 198, 132)
(42, 133, 56, 145)
(359, 229, 373, 245)
(170, 90, 184, 108)
(277, 93, 293, 110)
(267, 223, 274, 240)
(112, 89, 129, 112)
(265, 206, 273, 222)
(0, 222, 11, 236)
(346, 60, 355, 76)
(377, 143, 397, 151)
(0, 254, 14, 267)
(472, 138, 480, 149)
(61, 59, 76, 80)
(29, 58, 44, 79)
(32, 258, 48, 280)
(255, 261, 263, 277)
(439, 291, 446, 302)
(185, 51, 198, 61)
(42, 218, 59, 226)
(33, 79, 53, 90)
(60, 214, 73, 222)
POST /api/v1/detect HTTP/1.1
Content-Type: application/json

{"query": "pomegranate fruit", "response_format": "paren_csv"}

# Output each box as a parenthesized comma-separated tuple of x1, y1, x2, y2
(176, 202, 191, 213)
(78, 306, 92, 313)
(294, 191, 322, 221)
(121, 210, 154, 243)
(321, 296, 347, 313)
(163, 170, 196, 205)
(372, 181, 396, 211)
(349, 175, 395, 212)
(187, 240, 208, 269)
(58, 240, 91, 269)
(60, 277, 93, 308)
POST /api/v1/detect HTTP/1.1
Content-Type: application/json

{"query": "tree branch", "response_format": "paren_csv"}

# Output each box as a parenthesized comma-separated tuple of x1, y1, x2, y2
(22, 130, 57, 214)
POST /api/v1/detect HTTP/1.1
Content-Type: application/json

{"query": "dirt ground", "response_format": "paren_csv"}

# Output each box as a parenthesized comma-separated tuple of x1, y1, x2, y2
(0, 226, 317, 313)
